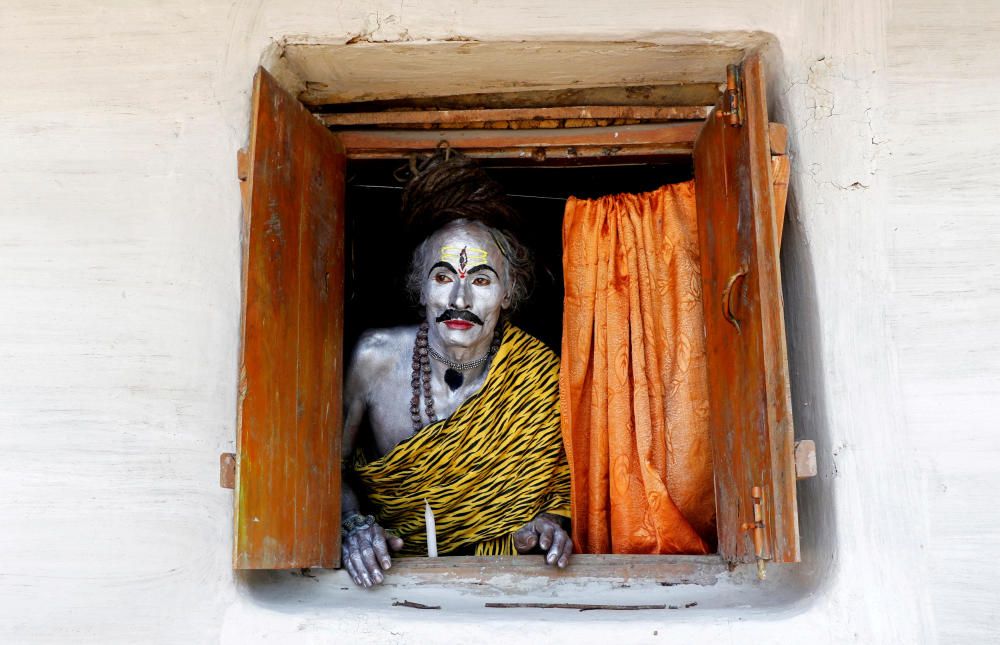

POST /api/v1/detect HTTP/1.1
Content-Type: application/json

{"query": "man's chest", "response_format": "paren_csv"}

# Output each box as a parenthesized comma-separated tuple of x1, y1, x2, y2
(366, 368, 488, 457)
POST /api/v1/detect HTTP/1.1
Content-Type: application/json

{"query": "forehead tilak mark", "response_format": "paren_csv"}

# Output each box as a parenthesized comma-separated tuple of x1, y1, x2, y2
(440, 245, 489, 279)
(440, 245, 488, 264)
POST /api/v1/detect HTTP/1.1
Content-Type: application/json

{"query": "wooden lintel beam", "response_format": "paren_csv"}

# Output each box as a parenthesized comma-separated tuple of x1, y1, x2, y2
(319, 105, 711, 128)
(303, 82, 723, 111)
(344, 145, 694, 162)
(338, 122, 703, 160)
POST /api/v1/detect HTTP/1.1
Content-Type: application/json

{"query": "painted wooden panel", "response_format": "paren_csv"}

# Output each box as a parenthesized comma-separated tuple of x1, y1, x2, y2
(693, 53, 798, 564)
(235, 67, 345, 569)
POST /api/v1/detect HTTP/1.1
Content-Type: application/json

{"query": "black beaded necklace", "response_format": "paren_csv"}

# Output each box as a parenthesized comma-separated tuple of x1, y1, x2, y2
(409, 322, 501, 431)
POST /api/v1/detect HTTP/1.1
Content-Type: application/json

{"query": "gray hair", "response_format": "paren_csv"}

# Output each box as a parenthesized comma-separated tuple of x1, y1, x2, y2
(406, 220, 533, 312)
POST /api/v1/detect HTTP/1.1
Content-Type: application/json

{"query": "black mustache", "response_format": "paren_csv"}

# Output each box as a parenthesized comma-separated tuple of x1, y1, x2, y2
(435, 309, 484, 325)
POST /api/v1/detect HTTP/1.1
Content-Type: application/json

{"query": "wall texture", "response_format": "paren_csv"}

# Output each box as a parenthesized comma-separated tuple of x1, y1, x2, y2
(1, 1, 997, 643)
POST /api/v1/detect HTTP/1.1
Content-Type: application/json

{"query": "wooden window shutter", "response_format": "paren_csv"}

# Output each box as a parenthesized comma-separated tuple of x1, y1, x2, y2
(693, 52, 800, 566)
(234, 67, 345, 569)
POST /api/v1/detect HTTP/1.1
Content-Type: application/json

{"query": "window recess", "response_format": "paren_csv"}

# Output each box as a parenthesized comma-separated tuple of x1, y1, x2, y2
(224, 44, 817, 582)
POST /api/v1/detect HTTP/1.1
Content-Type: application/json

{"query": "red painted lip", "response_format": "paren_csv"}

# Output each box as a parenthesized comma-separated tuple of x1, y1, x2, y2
(443, 320, 475, 330)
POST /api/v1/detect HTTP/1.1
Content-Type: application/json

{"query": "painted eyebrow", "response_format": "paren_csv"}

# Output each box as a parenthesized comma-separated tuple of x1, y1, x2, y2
(428, 261, 457, 276)
(467, 264, 499, 277)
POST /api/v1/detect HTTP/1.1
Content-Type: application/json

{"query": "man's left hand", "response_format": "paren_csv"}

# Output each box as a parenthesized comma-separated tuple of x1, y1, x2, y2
(513, 513, 573, 568)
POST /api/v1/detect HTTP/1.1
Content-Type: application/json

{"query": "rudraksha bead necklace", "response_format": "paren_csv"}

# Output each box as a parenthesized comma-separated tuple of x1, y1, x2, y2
(409, 321, 501, 432)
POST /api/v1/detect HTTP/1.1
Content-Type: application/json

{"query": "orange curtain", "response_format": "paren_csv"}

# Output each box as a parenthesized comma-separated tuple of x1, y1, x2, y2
(560, 181, 715, 555)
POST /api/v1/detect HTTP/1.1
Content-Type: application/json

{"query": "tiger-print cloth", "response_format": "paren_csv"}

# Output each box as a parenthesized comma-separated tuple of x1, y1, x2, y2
(352, 323, 571, 557)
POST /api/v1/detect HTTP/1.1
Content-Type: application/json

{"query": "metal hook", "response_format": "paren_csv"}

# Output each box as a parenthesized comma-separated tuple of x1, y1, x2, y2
(722, 265, 749, 333)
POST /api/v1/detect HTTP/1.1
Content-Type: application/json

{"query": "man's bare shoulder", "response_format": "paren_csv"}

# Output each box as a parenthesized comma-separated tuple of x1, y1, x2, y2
(348, 325, 418, 380)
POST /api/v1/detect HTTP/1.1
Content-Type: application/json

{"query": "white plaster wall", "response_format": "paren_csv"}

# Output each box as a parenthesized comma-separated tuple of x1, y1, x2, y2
(1, 1, 996, 643)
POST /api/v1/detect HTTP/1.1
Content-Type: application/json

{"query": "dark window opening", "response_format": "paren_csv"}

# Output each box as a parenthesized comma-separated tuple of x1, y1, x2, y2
(343, 159, 694, 357)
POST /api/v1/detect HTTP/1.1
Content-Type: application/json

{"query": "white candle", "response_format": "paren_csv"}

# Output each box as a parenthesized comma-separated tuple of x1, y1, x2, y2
(424, 499, 438, 558)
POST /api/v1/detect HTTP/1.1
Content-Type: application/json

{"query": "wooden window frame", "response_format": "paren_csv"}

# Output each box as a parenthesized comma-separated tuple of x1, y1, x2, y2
(227, 48, 815, 585)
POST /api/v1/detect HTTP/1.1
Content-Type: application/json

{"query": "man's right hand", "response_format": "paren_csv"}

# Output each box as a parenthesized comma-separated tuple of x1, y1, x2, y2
(342, 521, 404, 588)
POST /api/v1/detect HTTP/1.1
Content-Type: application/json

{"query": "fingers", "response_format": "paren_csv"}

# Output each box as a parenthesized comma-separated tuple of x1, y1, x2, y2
(371, 526, 392, 570)
(538, 520, 556, 551)
(359, 535, 384, 585)
(348, 528, 395, 587)
(343, 524, 400, 588)
(385, 531, 405, 552)
(342, 543, 361, 586)
(347, 533, 371, 587)
(545, 528, 565, 566)
(513, 523, 538, 554)
(557, 534, 573, 569)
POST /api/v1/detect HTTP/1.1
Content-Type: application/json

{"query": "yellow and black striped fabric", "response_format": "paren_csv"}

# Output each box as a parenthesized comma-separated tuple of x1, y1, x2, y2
(353, 323, 570, 557)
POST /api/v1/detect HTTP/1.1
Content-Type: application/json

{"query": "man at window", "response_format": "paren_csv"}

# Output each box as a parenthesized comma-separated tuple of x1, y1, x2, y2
(340, 153, 572, 588)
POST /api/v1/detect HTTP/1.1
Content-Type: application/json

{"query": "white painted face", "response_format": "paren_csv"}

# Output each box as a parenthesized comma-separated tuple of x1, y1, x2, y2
(421, 221, 510, 353)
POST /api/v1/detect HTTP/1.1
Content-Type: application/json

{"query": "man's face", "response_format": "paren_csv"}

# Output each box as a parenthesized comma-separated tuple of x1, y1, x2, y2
(421, 221, 509, 352)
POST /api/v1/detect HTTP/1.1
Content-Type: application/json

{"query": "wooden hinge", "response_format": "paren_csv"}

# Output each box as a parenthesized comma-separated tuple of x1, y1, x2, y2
(236, 148, 249, 181)
(220, 452, 236, 489)
(237, 148, 250, 219)
(795, 440, 818, 479)
(751, 486, 767, 579)
(742, 486, 768, 580)
(238, 365, 248, 405)
(717, 64, 743, 127)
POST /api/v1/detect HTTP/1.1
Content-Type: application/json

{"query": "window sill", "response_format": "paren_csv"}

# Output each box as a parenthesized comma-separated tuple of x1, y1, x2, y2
(384, 554, 729, 591)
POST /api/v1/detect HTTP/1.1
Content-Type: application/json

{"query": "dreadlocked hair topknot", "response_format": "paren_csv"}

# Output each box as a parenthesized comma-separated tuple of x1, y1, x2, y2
(397, 146, 522, 243)
(397, 145, 534, 312)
